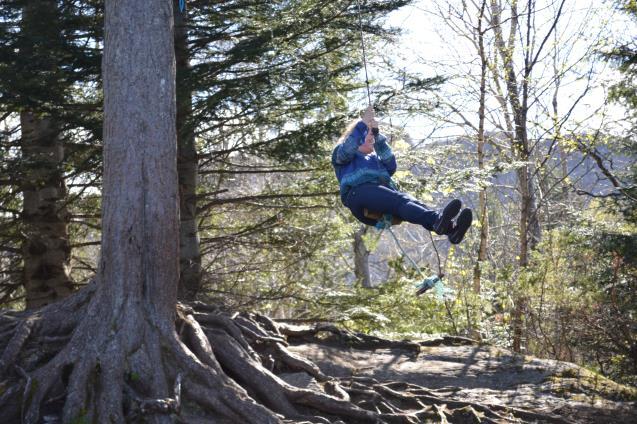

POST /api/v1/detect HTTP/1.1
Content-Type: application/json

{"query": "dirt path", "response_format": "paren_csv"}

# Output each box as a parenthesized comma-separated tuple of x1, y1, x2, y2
(288, 341, 637, 423)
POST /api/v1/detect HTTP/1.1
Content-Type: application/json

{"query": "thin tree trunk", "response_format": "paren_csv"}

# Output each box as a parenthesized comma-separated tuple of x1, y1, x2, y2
(20, 113, 73, 309)
(473, 0, 489, 298)
(526, 169, 541, 251)
(551, 29, 569, 226)
(491, 0, 530, 353)
(353, 225, 371, 288)
(174, 2, 201, 300)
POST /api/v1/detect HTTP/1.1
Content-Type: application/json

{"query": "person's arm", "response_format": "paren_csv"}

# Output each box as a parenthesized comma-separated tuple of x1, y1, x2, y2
(374, 133, 397, 175)
(332, 134, 358, 166)
(332, 121, 366, 165)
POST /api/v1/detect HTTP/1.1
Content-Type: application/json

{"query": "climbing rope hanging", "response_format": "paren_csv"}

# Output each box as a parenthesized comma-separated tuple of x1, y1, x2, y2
(354, 2, 452, 300)
(356, 0, 373, 107)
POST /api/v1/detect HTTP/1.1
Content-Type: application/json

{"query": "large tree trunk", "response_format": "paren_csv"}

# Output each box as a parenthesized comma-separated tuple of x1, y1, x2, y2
(55, 2, 181, 420)
(100, 0, 179, 320)
(174, 2, 202, 300)
(20, 113, 73, 309)
(28, 2, 179, 421)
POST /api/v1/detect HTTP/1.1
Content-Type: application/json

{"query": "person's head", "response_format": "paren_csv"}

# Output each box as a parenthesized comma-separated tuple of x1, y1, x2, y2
(338, 119, 374, 154)
(358, 127, 375, 154)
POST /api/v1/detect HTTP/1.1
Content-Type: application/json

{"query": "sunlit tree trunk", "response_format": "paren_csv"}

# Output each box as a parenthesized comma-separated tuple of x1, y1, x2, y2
(490, 0, 540, 352)
(20, 113, 73, 309)
(473, 0, 489, 298)
(19, 0, 73, 309)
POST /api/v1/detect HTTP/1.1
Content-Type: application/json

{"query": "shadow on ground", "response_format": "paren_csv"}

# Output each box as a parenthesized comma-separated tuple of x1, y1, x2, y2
(289, 341, 637, 424)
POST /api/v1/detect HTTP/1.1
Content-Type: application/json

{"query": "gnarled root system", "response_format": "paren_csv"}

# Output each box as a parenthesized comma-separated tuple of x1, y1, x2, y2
(0, 286, 570, 423)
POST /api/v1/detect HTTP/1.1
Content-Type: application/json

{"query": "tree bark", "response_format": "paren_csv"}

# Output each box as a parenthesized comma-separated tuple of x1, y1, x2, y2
(472, 0, 489, 298)
(20, 113, 73, 309)
(490, 0, 536, 353)
(46, 2, 181, 420)
(100, 0, 179, 320)
(18, 0, 73, 309)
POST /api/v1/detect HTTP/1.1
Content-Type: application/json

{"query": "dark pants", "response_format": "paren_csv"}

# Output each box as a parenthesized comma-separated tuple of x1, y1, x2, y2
(343, 183, 439, 229)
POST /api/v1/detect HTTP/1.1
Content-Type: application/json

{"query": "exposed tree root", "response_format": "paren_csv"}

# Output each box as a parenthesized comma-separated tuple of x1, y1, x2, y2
(0, 289, 577, 423)
(0, 317, 35, 378)
(275, 321, 423, 353)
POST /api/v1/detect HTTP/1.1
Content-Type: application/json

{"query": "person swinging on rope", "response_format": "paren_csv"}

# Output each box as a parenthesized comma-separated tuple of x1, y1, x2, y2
(332, 109, 473, 244)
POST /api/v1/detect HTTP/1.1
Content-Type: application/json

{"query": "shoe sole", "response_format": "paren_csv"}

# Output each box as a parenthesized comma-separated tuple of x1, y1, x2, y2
(449, 208, 472, 244)
(434, 199, 462, 235)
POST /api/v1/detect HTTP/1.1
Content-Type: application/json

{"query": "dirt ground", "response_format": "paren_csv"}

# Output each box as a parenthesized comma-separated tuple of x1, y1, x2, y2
(288, 339, 637, 423)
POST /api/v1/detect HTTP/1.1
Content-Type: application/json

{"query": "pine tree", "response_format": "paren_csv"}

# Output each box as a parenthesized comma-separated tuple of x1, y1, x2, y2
(0, 0, 102, 307)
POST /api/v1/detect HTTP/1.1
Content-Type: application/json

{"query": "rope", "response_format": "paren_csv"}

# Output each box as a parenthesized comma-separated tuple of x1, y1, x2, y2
(377, 175, 444, 277)
(350, 11, 450, 298)
(427, 230, 444, 277)
(377, 215, 452, 298)
(386, 226, 426, 279)
(355, 0, 372, 106)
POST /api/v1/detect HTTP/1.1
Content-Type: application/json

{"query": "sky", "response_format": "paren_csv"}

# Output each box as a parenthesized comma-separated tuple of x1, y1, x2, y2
(359, 0, 635, 143)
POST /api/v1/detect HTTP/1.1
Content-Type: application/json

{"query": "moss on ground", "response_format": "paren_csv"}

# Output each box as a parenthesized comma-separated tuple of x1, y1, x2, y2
(547, 367, 637, 402)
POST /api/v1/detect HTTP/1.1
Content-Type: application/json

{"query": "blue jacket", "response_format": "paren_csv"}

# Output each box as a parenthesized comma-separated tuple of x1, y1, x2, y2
(331, 121, 397, 200)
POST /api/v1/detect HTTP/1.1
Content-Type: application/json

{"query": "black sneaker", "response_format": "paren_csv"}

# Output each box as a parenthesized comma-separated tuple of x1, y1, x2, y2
(433, 199, 462, 235)
(448, 208, 472, 244)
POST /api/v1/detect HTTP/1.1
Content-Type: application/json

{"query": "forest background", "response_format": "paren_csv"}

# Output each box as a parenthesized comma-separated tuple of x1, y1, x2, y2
(0, 0, 635, 391)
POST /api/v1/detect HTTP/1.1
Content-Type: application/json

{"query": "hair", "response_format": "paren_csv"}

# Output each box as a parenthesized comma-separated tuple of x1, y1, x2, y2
(337, 118, 365, 145)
